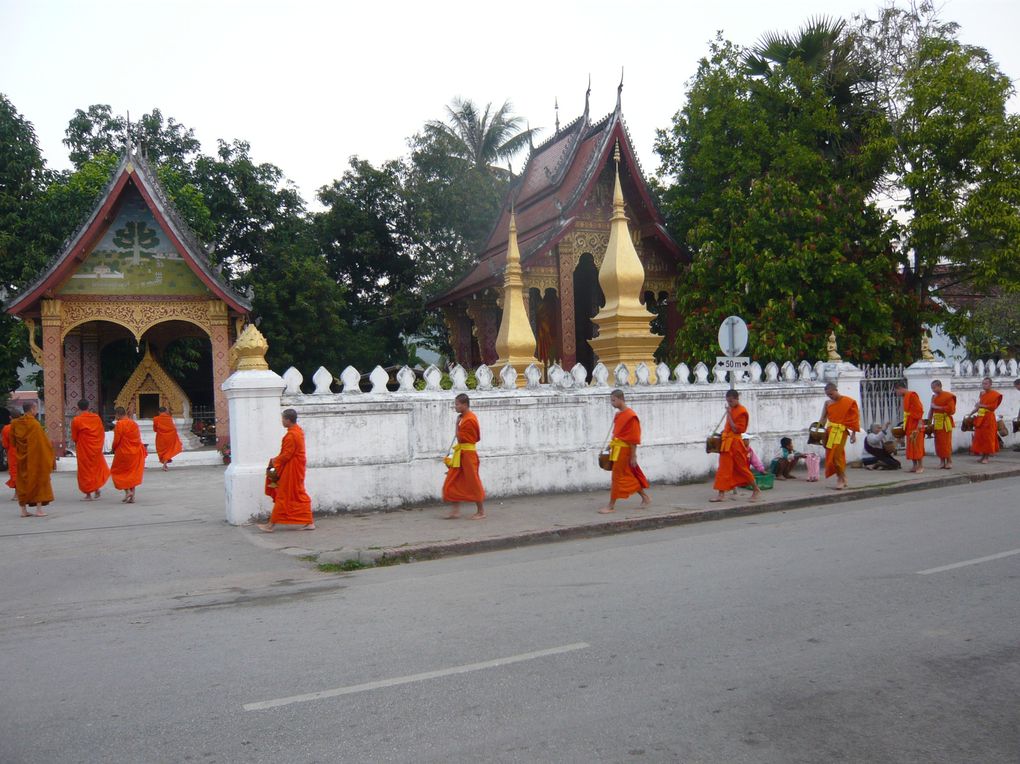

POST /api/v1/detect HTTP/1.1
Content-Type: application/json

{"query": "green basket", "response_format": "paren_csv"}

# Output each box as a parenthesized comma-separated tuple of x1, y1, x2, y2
(742, 471, 775, 490)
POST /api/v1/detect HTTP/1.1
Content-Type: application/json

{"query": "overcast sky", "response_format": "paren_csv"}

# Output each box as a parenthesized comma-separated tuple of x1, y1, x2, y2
(3, 0, 1017, 203)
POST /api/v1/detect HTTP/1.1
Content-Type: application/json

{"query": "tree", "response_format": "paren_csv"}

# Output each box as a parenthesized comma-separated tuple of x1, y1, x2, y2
(425, 98, 538, 178)
(112, 221, 160, 265)
(855, 2, 1020, 346)
(64, 105, 200, 173)
(655, 35, 914, 363)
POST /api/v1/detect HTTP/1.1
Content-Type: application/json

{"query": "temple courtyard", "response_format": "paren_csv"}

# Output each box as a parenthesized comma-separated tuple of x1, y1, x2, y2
(1, 459, 1018, 761)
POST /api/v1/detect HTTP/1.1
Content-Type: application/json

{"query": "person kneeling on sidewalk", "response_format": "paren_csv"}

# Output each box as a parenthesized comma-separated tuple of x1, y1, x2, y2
(862, 422, 901, 470)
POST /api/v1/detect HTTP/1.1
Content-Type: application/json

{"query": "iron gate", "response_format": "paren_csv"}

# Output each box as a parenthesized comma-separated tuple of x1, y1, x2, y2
(859, 363, 906, 430)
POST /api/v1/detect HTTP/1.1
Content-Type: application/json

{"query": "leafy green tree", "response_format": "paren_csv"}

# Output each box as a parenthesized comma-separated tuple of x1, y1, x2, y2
(112, 221, 160, 264)
(425, 98, 538, 178)
(64, 105, 200, 173)
(655, 35, 914, 363)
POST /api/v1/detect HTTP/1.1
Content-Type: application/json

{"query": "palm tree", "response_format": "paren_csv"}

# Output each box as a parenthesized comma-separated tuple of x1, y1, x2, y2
(426, 98, 539, 178)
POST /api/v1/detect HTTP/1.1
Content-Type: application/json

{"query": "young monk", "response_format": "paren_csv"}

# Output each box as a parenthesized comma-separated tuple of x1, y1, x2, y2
(928, 379, 956, 469)
(818, 382, 860, 490)
(258, 408, 314, 532)
(70, 399, 110, 500)
(152, 406, 183, 471)
(599, 389, 651, 514)
(442, 393, 486, 520)
(2, 414, 17, 501)
(12, 401, 54, 517)
(711, 389, 762, 502)
(111, 407, 146, 503)
(895, 381, 925, 473)
(968, 377, 1002, 464)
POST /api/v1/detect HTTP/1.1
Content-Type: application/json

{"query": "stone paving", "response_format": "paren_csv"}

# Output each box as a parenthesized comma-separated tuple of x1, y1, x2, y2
(243, 449, 1020, 565)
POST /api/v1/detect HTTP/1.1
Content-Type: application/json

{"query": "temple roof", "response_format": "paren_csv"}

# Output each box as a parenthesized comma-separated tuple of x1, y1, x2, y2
(4, 150, 251, 315)
(429, 92, 683, 308)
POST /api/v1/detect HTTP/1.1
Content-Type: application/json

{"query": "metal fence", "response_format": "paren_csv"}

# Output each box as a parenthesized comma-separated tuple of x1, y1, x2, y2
(859, 363, 906, 430)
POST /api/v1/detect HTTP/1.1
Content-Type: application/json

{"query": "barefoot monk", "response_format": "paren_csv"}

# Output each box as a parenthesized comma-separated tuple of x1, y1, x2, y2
(152, 407, 183, 471)
(818, 383, 860, 490)
(928, 380, 956, 469)
(258, 408, 314, 532)
(599, 389, 651, 514)
(895, 381, 925, 473)
(70, 399, 110, 501)
(442, 394, 486, 520)
(12, 401, 54, 517)
(968, 377, 1002, 464)
(111, 407, 146, 503)
(711, 390, 762, 503)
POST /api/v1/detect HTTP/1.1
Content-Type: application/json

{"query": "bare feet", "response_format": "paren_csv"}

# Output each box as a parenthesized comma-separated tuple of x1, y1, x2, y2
(709, 497, 725, 503)
(749, 489, 762, 502)
(32, 509, 47, 516)
(161, 464, 168, 472)
(469, 513, 486, 520)
(83, 494, 94, 501)
(640, 495, 652, 507)
(442, 513, 461, 519)
(302, 523, 316, 530)
(598, 507, 616, 514)
(256, 523, 274, 533)
(20, 508, 31, 517)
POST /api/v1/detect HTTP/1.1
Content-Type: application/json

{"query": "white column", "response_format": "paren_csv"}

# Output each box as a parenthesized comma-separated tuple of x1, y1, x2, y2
(222, 369, 285, 526)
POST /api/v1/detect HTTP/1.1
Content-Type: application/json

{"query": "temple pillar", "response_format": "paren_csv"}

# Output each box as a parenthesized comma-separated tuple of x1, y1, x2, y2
(557, 242, 578, 370)
(208, 301, 231, 445)
(81, 326, 100, 409)
(63, 331, 83, 410)
(40, 299, 66, 453)
(442, 305, 475, 367)
(465, 293, 500, 366)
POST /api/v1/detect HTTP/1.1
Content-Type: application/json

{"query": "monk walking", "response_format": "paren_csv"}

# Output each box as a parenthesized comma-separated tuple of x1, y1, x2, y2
(968, 377, 1002, 464)
(111, 407, 146, 503)
(12, 401, 54, 517)
(599, 389, 651, 514)
(258, 408, 314, 532)
(442, 393, 486, 519)
(928, 380, 956, 469)
(711, 390, 762, 502)
(2, 414, 17, 501)
(895, 381, 925, 473)
(153, 406, 183, 471)
(70, 399, 110, 500)
(818, 382, 860, 490)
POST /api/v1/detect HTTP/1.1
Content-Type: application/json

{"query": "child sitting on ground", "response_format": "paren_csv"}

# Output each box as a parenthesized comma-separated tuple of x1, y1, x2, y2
(770, 437, 805, 479)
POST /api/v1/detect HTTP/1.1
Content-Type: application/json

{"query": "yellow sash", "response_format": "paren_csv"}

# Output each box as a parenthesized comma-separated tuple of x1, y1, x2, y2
(447, 442, 476, 468)
(720, 431, 739, 453)
(933, 412, 952, 431)
(977, 407, 989, 418)
(609, 438, 630, 462)
(825, 422, 847, 449)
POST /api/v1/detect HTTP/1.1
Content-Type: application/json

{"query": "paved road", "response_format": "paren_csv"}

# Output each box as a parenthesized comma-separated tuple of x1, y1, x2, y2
(1, 474, 1017, 762)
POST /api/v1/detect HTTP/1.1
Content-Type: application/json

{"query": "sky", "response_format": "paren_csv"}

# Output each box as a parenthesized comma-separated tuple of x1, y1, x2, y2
(2, 0, 1018, 204)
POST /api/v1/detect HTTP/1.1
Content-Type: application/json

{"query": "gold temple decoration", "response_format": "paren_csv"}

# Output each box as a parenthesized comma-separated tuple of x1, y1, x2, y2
(230, 323, 271, 371)
(588, 142, 659, 381)
(493, 210, 539, 385)
(24, 319, 44, 366)
(920, 333, 934, 362)
(114, 345, 189, 417)
(826, 330, 841, 362)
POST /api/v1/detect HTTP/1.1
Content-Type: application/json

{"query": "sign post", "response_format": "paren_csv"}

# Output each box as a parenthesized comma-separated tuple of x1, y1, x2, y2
(717, 315, 749, 389)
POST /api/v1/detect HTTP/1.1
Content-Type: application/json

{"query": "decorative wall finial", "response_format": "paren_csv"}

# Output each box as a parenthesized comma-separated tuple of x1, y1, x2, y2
(231, 323, 271, 371)
(827, 330, 842, 361)
(554, 96, 560, 135)
(921, 333, 934, 361)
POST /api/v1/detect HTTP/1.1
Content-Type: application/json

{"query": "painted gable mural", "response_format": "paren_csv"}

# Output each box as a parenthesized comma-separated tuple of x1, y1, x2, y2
(58, 187, 211, 297)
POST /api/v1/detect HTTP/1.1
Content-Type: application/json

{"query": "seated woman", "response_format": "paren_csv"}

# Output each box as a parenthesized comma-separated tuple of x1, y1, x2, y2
(770, 437, 804, 479)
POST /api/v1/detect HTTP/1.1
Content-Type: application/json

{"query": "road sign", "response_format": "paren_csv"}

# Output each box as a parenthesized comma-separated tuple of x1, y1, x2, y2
(718, 316, 748, 357)
(715, 356, 750, 371)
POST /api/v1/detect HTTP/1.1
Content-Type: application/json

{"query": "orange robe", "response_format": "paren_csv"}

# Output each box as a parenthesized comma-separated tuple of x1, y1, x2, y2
(971, 389, 1003, 455)
(71, 411, 111, 494)
(153, 413, 183, 464)
(823, 396, 860, 477)
(2, 424, 16, 489)
(11, 414, 54, 506)
(713, 404, 755, 491)
(902, 390, 925, 460)
(111, 418, 147, 490)
(930, 391, 956, 459)
(265, 424, 313, 524)
(609, 408, 649, 500)
(442, 411, 485, 503)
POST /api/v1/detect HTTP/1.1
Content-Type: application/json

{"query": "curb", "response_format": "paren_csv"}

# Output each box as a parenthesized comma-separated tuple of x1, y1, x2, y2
(315, 467, 1020, 568)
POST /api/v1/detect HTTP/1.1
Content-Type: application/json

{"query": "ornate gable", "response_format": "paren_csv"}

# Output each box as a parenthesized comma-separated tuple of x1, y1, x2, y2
(114, 345, 190, 418)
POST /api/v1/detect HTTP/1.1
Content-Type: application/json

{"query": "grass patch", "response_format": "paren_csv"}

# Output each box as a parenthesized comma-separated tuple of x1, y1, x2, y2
(318, 560, 367, 573)
(297, 554, 319, 562)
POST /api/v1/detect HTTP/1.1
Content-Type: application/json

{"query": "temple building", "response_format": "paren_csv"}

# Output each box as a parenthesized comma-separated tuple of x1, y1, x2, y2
(4, 149, 250, 452)
(429, 88, 685, 372)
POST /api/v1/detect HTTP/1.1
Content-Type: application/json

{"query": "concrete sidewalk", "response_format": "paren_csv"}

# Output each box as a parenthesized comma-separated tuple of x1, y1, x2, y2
(245, 450, 1020, 566)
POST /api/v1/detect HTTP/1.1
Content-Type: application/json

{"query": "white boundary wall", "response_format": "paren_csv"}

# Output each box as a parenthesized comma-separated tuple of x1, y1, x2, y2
(222, 357, 1019, 524)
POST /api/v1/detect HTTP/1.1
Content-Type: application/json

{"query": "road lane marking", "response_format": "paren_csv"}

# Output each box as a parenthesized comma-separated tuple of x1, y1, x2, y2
(243, 642, 591, 711)
(917, 548, 1020, 575)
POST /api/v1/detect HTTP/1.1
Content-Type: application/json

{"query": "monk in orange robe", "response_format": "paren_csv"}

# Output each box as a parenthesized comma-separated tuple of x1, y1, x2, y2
(258, 408, 315, 531)
(152, 406, 183, 471)
(928, 380, 956, 469)
(111, 406, 146, 503)
(599, 389, 651, 513)
(12, 401, 54, 516)
(442, 393, 486, 519)
(70, 398, 110, 500)
(968, 377, 1002, 463)
(2, 419, 17, 499)
(711, 389, 762, 502)
(818, 382, 860, 490)
(895, 381, 926, 473)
